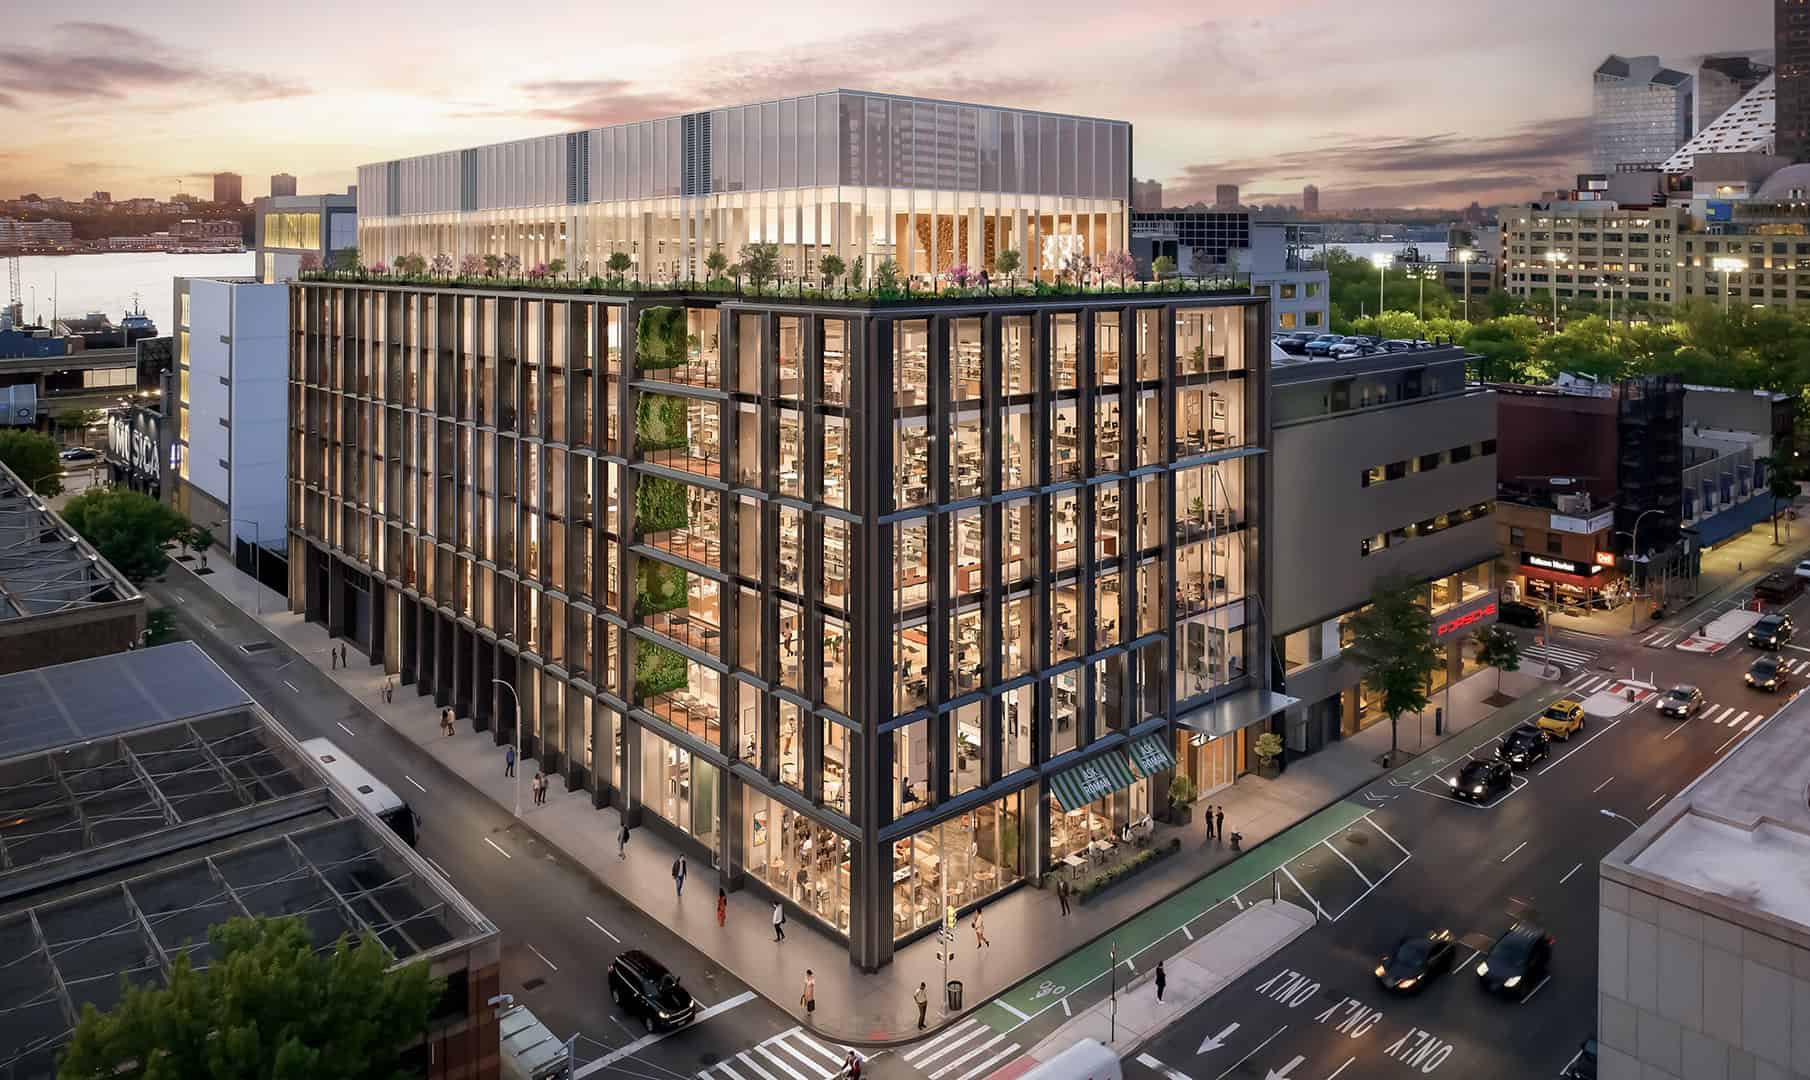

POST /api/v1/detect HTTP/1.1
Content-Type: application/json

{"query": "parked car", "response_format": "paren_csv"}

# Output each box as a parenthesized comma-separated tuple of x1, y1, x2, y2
(1747, 655, 1789, 693)
(1374, 929, 1456, 993)
(1794, 559, 1810, 581)
(1499, 600, 1542, 628)
(1536, 699, 1586, 741)
(1753, 570, 1804, 605)
(1475, 922, 1553, 998)
(1378, 339, 1415, 352)
(1304, 334, 1346, 356)
(606, 950, 698, 1032)
(1273, 334, 1312, 355)
(1328, 342, 1372, 359)
(1657, 685, 1704, 719)
(1748, 613, 1794, 649)
(1561, 1036, 1598, 1079)
(1495, 725, 1551, 769)
(58, 447, 98, 462)
(1448, 758, 1512, 802)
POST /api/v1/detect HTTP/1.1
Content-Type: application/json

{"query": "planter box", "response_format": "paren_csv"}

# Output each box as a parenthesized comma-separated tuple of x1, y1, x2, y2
(1074, 838, 1183, 905)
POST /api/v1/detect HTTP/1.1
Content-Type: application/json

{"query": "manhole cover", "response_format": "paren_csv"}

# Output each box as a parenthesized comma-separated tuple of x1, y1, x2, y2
(239, 642, 275, 655)
(522, 977, 546, 992)
(1345, 832, 1369, 845)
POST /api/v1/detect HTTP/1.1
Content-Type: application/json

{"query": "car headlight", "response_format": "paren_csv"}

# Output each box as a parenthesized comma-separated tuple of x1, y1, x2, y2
(1447, 778, 1458, 787)
(1473, 785, 1485, 793)
(1375, 964, 1387, 977)
(1476, 962, 1488, 976)
(1503, 976, 1522, 988)
(1397, 977, 1418, 989)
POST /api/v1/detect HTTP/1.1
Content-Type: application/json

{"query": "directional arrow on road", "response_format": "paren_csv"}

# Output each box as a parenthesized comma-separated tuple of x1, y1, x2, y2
(1265, 1055, 1305, 1080)
(1196, 1022, 1240, 1054)
(1362, 791, 1399, 804)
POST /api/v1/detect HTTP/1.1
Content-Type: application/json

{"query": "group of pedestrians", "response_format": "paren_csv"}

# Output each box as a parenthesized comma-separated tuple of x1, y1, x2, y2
(1204, 804, 1228, 843)
(327, 641, 349, 669)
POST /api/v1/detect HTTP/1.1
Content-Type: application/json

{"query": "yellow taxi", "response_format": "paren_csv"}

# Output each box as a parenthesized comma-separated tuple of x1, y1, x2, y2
(1535, 699, 1586, 740)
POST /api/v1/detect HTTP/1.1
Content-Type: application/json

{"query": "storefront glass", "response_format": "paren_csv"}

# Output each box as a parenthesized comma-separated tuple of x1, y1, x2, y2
(640, 728, 705, 839)
(1048, 778, 1149, 864)
(744, 792, 852, 933)
(1174, 728, 1241, 798)
(890, 791, 1025, 939)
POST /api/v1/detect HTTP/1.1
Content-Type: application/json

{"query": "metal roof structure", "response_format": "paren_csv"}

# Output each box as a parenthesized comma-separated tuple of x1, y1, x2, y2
(0, 647, 497, 1079)
(1662, 75, 1776, 173)
(0, 459, 137, 622)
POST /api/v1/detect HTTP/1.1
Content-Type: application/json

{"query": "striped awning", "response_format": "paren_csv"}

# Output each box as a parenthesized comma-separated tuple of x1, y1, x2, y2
(1047, 751, 1139, 810)
(1126, 734, 1177, 778)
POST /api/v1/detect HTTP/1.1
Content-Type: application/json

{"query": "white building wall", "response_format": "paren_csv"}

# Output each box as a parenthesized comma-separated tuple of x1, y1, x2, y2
(227, 284, 289, 553)
(184, 280, 233, 509)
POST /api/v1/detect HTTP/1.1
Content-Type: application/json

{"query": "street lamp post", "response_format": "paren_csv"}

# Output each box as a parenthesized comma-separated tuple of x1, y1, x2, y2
(1456, 248, 1475, 321)
(1623, 508, 1663, 631)
(1368, 251, 1392, 317)
(1711, 256, 1744, 313)
(492, 678, 522, 818)
(1544, 250, 1568, 331)
(1599, 808, 1638, 829)
(1405, 264, 1436, 321)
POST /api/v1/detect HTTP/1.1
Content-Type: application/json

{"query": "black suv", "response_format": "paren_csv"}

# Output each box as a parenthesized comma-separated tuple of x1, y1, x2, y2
(1747, 655, 1789, 693)
(1495, 725, 1551, 770)
(607, 950, 698, 1032)
(1498, 600, 1542, 628)
(1476, 922, 1552, 997)
(1748, 613, 1793, 649)
(1449, 758, 1512, 801)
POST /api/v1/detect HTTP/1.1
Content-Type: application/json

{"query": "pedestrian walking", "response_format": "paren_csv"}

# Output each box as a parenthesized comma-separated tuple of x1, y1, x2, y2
(329, 643, 338, 670)
(1215, 806, 1225, 841)
(842, 1051, 861, 1080)
(972, 905, 990, 948)
(1056, 876, 1072, 917)
(914, 981, 928, 1029)
(442, 708, 456, 737)
(716, 887, 727, 928)
(383, 676, 394, 703)
(800, 970, 815, 1019)
(537, 771, 549, 805)
(1205, 804, 1216, 840)
(1155, 960, 1167, 1002)
(772, 901, 786, 941)
(617, 823, 630, 859)
(672, 855, 687, 897)
(504, 745, 516, 778)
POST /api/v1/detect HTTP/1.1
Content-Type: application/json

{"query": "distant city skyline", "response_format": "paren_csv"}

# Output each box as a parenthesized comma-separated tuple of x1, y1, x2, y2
(0, 0, 1774, 210)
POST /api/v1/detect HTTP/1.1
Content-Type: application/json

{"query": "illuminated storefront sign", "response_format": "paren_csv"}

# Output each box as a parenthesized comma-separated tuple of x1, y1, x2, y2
(1432, 593, 1500, 641)
(1521, 552, 1605, 577)
(1594, 551, 1616, 568)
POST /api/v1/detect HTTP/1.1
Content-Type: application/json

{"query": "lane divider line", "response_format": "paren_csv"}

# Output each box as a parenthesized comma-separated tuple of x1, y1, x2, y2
(585, 916, 621, 943)
(527, 943, 558, 971)
(1561, 862, 1584, 884)
(484, 837, 513, 859)
(1500, 841, 1528, 863)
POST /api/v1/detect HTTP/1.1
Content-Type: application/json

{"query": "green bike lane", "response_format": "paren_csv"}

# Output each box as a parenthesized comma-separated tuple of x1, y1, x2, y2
(951, 676, 1576, 1051)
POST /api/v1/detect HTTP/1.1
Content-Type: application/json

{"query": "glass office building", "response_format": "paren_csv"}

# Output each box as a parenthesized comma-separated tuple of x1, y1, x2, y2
(355, 91, 1131, 285)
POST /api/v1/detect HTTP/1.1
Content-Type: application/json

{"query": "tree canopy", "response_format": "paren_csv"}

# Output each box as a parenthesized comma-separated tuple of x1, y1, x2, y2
(0, 429, 62, 496)
(1342, 578, 1443, 762)
(59, 486, 190, 583)
(58, 915, 442, 1080)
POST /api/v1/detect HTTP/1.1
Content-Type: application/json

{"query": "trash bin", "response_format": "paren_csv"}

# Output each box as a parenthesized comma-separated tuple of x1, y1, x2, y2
(946, 980, 963, 1011)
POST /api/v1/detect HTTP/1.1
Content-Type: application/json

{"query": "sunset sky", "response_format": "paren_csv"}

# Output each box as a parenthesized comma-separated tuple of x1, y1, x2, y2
(0, 0, 1774, 210)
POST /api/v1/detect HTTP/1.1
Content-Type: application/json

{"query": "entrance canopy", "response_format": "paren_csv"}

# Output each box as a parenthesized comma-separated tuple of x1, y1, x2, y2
(1048, 750, 1139, 810)
(1175, 687, 1299, 740)
(1126, 734, 1177, 778)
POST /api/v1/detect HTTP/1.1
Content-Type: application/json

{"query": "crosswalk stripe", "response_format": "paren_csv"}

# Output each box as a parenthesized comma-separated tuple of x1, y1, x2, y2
(930, 1034, 1009, 1080)
(1524, 643, 1596, 666)
(1566, 671, 1592, 687)
(953, 1045, 1023, 1080)
(901, 1020, 984, 1063)
(716, 1061, 749, 1080)
(907, 1021, 987, 1067)
(735, 1052, 781, 1080)
(1730, 711, 1752, 730)
(770, 1040, 831, 1078)
(1743, 714, 1762, 732)
(1713, 706, 1735, 724)
(755, 1046, 811, 1080)
(788, 1033, 852, 1069)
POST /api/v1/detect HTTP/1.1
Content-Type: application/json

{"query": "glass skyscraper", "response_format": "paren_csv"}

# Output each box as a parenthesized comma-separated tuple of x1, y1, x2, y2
(1592, 55, 1694, 173)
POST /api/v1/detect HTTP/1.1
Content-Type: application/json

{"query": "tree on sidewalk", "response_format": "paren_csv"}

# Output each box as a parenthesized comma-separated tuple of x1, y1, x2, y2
(60, 487, 190, 583)
(57, 915, 441, 1080)
(1472, 624, 1522, 695)
(1342, 578, 1442, 765)
(0, 429, 62, 496)
(1768, 452, 1799, 545)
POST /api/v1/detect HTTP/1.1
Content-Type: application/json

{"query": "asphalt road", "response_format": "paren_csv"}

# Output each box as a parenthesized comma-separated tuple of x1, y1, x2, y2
(149, 571, 843, 1080)
(1124, 589, 1808, 1080)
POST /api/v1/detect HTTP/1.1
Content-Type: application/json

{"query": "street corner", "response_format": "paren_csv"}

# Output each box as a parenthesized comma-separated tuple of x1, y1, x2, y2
(1580, 681, 1655, 717)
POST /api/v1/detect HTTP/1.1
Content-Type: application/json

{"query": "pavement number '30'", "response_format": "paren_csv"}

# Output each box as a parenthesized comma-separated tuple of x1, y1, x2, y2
(1255, 968, 1321, 1008)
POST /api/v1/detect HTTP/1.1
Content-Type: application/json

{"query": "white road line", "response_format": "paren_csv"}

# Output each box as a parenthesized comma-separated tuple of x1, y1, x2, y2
(1536, 717, 1623, 776)
(483, 837, 512, 859)
(904, 1020, 984, 1066)
(1743, 714, 1762, 732)
(952, 1045, 1021, 1080)
(1457, 948, 1481, 974)
(1137, 1055, 1164, 1070)
(1181, 925, 1194, 941)
(1561, 862, 1584, 884)
(405, 775, 426, 792)
(526, 943, 558, 971)
(1715, 729, 1746, 754)
(1712, 706, 1735, 724)
(1566, 671, 1593, 687)
(1279, 864, 1329, 921)
(1646, 792, 1670, 811)
(995, 999, 1031, 1021)
(1731, 711, 1753, 729)
(791, 1032, 854, 1070)
(1332, 852, 1411, 921)
(930, 1034, 1008, 1080)
(1212, 1026, 1286, 1080)
(336, 721, 356, 737)
(1500, 841, 1528, 863)
(572, 992, 758, 1075)
(1662, 716, 1694, 740)
(769, 1037, 831, 1075)
(585, 916, 621, 943)
(283, 680, 300, 693)
(734, 1051, 781, 1080)
(1321, 839, 1373, 886)
(1559, 1049, 1585, 1076)
(1593, 776, 1614, 793)
(754, 1046, 810, 1080)
(1361, 814, 1412, 857)
(1325, 1058, 1356, 1080)
(1520, 975, 1552, 1003)
(1060, 997, 1071, 1017)
(1786, 644, 1810, 654)
(716, 1063, 750, 1080)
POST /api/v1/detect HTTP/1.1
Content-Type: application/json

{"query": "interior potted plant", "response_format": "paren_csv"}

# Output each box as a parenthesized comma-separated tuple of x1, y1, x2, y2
(1166, 773, 1196, 826)
(1254, 732, 1285, 777)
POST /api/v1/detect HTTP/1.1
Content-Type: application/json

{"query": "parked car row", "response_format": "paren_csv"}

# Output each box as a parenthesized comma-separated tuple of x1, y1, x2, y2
(1274, 332, 1452, 359)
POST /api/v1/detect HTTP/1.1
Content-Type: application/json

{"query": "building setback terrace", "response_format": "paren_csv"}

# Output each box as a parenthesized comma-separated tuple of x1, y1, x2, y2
(288, 273, 1274, 970)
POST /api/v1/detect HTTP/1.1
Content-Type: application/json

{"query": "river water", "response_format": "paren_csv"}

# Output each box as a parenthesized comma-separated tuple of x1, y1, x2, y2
(14, 252, 256, 335)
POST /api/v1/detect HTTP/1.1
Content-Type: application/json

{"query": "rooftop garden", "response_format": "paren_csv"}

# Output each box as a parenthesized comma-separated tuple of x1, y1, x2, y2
(297, 245, 1251, 304)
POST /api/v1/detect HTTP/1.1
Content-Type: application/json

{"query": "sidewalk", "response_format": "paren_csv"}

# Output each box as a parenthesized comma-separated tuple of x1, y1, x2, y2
(176, 555, 1546, 1045)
